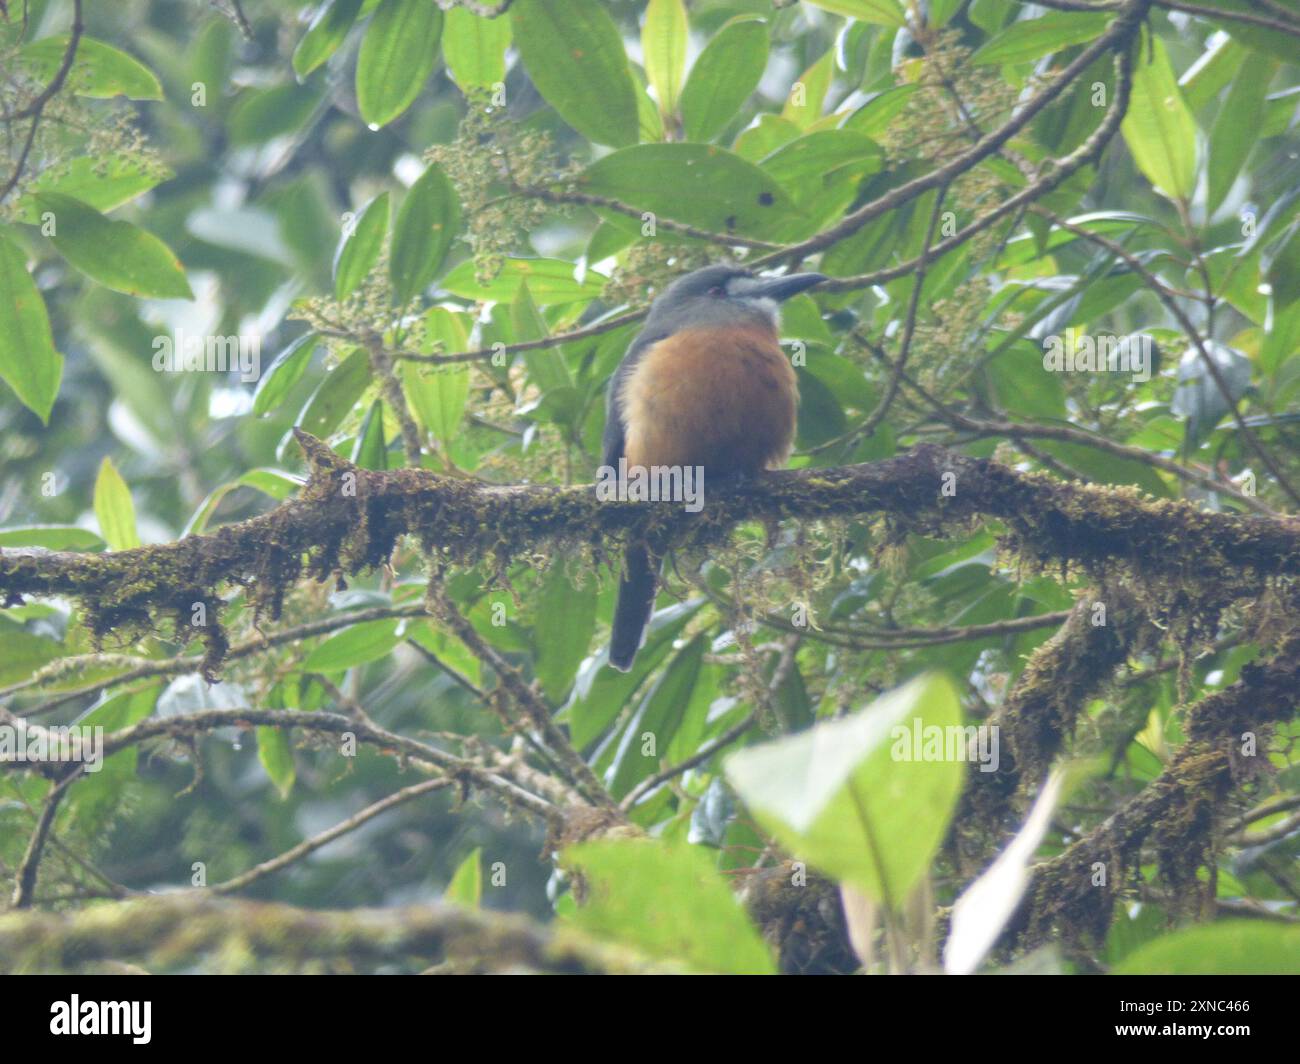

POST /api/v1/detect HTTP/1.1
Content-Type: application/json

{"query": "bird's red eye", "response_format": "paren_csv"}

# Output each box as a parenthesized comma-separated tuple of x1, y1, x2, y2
(708, 285, 726, 297)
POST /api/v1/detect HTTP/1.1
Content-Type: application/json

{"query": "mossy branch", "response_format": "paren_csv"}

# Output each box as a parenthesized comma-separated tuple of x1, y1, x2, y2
(1, 431, 1296, 680)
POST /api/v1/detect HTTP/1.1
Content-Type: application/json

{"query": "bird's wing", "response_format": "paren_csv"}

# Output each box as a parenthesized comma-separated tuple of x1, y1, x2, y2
(602, 327, 663, 469)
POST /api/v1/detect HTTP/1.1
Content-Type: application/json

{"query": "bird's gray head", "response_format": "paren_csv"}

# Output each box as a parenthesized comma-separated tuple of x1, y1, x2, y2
(644, 264, 827, 335)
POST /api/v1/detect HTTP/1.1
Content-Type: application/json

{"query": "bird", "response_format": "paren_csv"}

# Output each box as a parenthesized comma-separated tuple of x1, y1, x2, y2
(602, 263, 827, 672)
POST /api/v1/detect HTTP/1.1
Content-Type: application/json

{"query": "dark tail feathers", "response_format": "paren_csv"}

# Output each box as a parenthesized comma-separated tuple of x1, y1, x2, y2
(609, 544, 656, 672)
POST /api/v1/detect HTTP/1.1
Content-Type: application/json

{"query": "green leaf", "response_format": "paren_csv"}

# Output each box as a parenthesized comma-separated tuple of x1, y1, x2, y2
(0, 231, 62, 423)
(353, 398, 388, 469)
(15, 155, 170, 224)
(36, 193, 193, 299)
(0, 615, 64, 685)
(564, 599, 702, 749)
(534, 560, 598, 703)
(390, 164, 460, 305)
(608, 633, 705, 797)
(0, 526, 103, 550)
(303, 618, 402, 671)
(257, 727, 296, 799)
(183, 468, 305, 536)
(1121, 32, 1197, 201)
(293, 0, 364, 78)
(229, 81, 323, 145)
(580, 144, 807, 242)
(802, 0, 906, 27)
(725, 673, 964, 906)
(404, 361, 468, 444)
(759, 130, 883, 197)
(679, 17, 769, 142)
(297, 347, 372, 438)
(355, 0, 443, 128)
(440, 257, 605, 304)
(93, 456, 141, 551)
(642, 0, 688, 119)
(253, 332, 319, 417)
(971, 12, 1111, 66)
(1114, 922, 1300, 975)
(563, 838, 777, 974)
(445, 847, 483, 907)
(511, 0, 638, 147)
(781, 48, 835, 128)
(442, 6, 511, 92)
(334, 192, 389, 301)
(1208, 62, 1273, 213)
(22, 35, 163, 100)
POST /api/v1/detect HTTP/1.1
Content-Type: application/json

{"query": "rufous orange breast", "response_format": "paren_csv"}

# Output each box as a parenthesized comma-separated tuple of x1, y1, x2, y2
(619, 323, 797, 476)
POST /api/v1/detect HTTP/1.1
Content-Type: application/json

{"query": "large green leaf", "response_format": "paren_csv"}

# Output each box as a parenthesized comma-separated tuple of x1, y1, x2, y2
(442, 6, 511, 92)
(1121, 33, 1197, 201)
(22, 35, 163, 100)
(972, 12, 1112, 66)
(563, 838, 777, 973)
(725, 673, 964, 905)
(334, 192, 389, 301)
(293, 0, 364, 78)
(1115, 922, 1300, 974)
(440, 257, 604, 304)
(296, 347, 373, 437)
(304, 618, 403, 671)
(390, 165, 460, 305)
(607, 633, 705, 797)
(0, 231, 62, 423)
(533, 560, 598, 703)
(679, 16, 769, 142)
(37, 193, 193, 299)
(802, 0, 906, 27)
(257, 727, 296, 799)
(355, 0, 442, 128)
(15, 155, 170, 224)
(253, 333, 320, 417)
(642, 0, 688, 119)
(580, 143, 807, 242)
(511, 0, 638, 147)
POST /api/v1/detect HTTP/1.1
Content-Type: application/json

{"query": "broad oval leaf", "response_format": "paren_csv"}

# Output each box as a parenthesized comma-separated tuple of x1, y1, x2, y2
(355, 0, 443, 128)
(94, 456, 141, 551)
(303, 618, 403, 671)
(580, 143, 807, 242)
(293, 0, 364, 78)
(36, 192, 193, 299)
(0, 231, 62, 423)
(334, 192, 389, 301)
(511, 0, 638, 148)
(22, 35, 164, 100)
(725, 673, 964, 906)
(679, 17, 769, 143)
(1120, 33, 1197, 201)
(642, 0, 688, 119)
(1114, 922, 1300, 975)
(442, 6, 511, 92)
(390, 164, 460, 304)
(440, 257, 605, 304)
(972, 12, 1112, 66)
(253, 332, 320, 418)
(563, 838, 777, 974)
